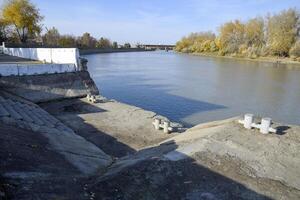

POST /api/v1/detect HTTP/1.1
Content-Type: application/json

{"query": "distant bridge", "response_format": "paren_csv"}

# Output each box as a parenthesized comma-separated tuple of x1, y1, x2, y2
(140, 44, 175, 50)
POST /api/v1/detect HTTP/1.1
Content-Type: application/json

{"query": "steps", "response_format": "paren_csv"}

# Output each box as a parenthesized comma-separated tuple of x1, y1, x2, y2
(0, 93, 112, 174)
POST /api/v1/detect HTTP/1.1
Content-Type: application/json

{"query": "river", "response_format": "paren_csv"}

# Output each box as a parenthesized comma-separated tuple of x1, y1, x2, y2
(84, 51, 300, 126)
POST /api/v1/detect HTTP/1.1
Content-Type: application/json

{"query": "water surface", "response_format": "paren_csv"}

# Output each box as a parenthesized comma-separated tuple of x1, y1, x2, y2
(85, 51, 300, 126)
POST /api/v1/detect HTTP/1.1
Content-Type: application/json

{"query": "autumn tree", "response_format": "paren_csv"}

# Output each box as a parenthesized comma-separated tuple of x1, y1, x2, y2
(245, 17, 265, 47)
(96, 37, 111, 48)
(79, 32, 97, 48)
(43, 27, 60, 46)
(289, 40, 300, 57)
(266, 8, 299, 56)
(219, 20, 245, 54)
(2, 0, 43, 43)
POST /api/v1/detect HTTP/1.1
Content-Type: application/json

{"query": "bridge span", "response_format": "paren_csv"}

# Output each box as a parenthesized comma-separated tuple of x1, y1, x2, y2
(140, 44, 175, 50)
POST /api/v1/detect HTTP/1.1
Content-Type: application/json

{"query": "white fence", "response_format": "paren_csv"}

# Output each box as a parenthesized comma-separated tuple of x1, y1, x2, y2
(2, 46, 80, 67)
(0, 44, 83, 76)
(0, 63, 77, 76)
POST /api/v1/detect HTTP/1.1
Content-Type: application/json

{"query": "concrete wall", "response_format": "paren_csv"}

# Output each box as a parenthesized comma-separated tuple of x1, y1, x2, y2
(0, 71, 99, 103)
(3, 47, 80, 67)
(0, 63, 76, 76)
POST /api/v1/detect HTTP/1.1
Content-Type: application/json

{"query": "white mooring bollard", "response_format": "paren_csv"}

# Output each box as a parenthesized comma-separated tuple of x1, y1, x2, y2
(243, 113, 254, 129)
(163, 121, 170, 134)
(260, 118, 272, 134)
(154, 118, 161, 130)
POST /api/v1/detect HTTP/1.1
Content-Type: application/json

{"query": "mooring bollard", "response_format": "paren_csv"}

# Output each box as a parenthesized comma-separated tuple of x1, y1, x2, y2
(154, 118, 161, 130)
(244, 113, 254, 129)
(87, 94, 91, 102)
(260, 118, 272, 134)
(163, 121, 170, 134)
(91, 95, 96, 103)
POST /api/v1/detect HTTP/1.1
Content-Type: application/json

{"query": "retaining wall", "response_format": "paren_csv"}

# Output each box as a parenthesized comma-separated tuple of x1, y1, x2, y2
(0, 71, 99, 103)
(0, 63, 76, 76)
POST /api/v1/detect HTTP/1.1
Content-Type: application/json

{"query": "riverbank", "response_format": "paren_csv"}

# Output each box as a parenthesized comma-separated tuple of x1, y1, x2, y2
(79, 48, 154, 55)
(2, 95, 300, 199)
(185, 52, 300, 66)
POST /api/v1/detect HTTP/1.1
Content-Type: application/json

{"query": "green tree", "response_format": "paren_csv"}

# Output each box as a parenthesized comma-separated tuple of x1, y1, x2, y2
(96, 37, 111, 48)
(266, 8, 299, 56)
(43, 27, 60, 46)
(123, 42, 131, 48)
(112, 41, 118, 49)
(2, 0, 43, 43)
(58, 35, 77, 47)
(0, 19, 10, 42)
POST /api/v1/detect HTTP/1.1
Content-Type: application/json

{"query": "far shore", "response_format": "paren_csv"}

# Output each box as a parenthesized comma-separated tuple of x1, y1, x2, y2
(79, 48, 154, 55)
(182, 52, 300, 66)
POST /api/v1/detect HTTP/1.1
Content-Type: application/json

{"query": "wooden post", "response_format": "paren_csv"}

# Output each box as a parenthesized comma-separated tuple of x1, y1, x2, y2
(163, 121, 170, 134)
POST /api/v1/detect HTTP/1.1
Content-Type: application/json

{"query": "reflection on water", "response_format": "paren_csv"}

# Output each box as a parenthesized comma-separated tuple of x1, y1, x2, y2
(85, 51, 300, 126)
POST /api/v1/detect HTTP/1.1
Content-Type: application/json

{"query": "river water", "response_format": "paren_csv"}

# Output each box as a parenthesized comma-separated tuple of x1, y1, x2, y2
(84, 51, 300, 126)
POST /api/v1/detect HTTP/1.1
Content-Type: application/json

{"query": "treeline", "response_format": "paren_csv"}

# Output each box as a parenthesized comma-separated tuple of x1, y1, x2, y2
(42, 27, 132, 49)
(0, 0, 133, 49)
(176, 8, 300, 60)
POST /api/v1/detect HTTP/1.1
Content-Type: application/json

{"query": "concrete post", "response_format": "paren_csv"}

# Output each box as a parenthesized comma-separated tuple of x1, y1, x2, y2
(260, 118, 271, 134)
(87, 94, 91, 102)
(154, 118, 161, 130)
(163, 121, 170, 134)
(244, 114, 254, 129)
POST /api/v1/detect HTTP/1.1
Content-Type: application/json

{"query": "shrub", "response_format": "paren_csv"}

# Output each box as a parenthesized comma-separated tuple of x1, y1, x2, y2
(289, 41, 300, 57)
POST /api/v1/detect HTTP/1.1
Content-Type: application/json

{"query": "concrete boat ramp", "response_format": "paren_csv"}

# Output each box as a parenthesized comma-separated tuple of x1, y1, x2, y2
(1, 93, 300, 199)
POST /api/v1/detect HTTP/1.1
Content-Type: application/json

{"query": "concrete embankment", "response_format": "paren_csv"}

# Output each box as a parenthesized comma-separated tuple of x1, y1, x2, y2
(0, 71, 99, 103)
(79, 48, 154, 55)
(0, 91, 112, 175)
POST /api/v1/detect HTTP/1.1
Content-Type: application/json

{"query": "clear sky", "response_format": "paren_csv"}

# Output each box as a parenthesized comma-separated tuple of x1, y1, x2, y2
(1, 0, 300, 44)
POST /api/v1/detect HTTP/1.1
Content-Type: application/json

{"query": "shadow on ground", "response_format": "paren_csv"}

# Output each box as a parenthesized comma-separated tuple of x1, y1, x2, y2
(40, 98, 137, 158)
(39, 99, 280, 200)
(87, 140, 274, 200)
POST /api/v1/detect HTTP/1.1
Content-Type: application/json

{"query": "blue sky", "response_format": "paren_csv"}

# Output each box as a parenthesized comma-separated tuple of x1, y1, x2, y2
(1, 0, 300, 44)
